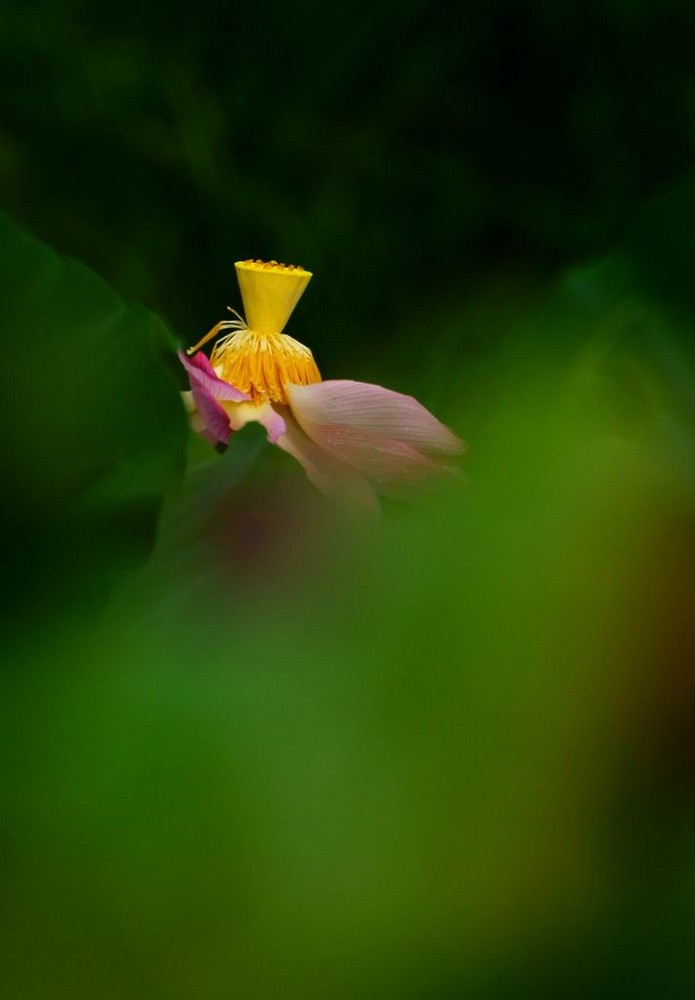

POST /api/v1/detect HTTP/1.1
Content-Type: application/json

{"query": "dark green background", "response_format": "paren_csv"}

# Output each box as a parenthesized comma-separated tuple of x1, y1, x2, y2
(2, 1, 695, 997)
(2, 0, 693, 364)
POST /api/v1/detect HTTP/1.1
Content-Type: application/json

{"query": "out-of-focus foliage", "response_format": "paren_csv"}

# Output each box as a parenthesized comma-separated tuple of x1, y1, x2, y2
(0, 213, 187, 630)
(2, 1, 695, 998)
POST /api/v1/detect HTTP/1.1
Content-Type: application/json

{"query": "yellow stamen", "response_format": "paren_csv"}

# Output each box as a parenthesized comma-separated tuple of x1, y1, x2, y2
(211, 327, 321, 404)
(185, 309, 247, 355)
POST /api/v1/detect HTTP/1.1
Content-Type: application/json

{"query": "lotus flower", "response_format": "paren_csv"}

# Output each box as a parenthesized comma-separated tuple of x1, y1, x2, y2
(180, 260, 464, 509)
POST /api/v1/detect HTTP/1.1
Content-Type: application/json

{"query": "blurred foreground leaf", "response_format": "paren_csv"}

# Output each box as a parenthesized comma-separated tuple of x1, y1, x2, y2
(0, 213, 187, 630)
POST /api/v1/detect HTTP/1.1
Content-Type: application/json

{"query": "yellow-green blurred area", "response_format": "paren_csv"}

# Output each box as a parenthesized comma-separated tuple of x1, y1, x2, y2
(2, 1, 695, 997)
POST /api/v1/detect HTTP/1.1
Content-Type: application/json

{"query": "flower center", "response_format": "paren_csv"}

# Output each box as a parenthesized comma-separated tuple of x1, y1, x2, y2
(186, 258, 320, 403)
(211, 328, 321, 404)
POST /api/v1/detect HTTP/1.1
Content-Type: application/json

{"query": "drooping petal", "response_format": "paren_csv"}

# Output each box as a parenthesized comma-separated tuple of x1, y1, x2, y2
(178, 349, 249, 402)
(301, 427, 447, 488)
(179, 349, 249, 447)
(190, 384, 232, 446)
(286, 380, 464, 456)
(285, 380, 464, 494)
(273, 408, 379, 512)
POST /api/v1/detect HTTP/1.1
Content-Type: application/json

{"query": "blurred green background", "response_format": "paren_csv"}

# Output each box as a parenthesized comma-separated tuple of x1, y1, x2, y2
(2, 1, 695, 997)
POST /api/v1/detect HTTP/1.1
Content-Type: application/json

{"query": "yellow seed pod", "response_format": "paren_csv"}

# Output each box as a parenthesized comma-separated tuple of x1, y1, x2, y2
(235, 260, 312, 336)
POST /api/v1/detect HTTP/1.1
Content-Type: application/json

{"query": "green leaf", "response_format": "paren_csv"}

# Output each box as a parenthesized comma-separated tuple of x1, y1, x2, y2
(0, 213, 187, 623)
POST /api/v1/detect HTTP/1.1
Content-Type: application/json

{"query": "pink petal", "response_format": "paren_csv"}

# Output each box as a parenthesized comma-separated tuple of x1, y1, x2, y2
(258, 405, 287, 445)
(178, 350, 243, 446)
(222, 400, 288, 444)
(286, 380, 464, 456)
(274, 409, 379, 513)
(285, 380, 464, 495)
(178, 350, 249, 402)
(190, 384, 232, 446)
(308, 427, 445, 484)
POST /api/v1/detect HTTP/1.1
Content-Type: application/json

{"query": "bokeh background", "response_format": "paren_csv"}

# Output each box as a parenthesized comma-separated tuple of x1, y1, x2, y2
(2, 1, 695, 997)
